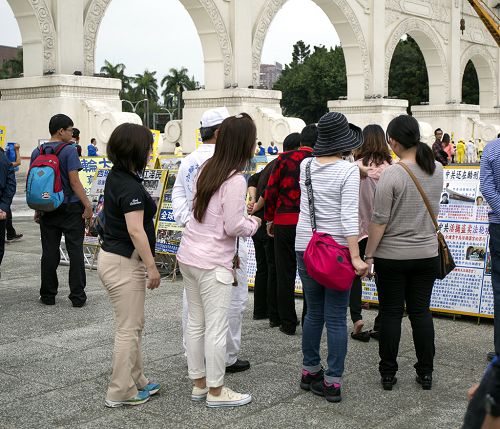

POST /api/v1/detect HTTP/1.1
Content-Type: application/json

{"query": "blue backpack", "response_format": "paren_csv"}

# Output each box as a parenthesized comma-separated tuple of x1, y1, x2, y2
(6, 143, 19, 172)
(26, 143, 69, 212)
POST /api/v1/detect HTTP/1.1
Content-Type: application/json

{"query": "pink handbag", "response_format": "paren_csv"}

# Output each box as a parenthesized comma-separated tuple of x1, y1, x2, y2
(303, 159, 356, 292)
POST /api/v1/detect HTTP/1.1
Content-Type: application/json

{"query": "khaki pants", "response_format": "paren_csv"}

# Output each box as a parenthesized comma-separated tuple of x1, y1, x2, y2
(98, 249, 148, 401)
(179, 262, 233, 388)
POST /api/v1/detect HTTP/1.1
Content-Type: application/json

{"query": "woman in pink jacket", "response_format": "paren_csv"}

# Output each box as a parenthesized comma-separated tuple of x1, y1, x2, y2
(350, 125, 392, 342)
(177, 114, 261, 408)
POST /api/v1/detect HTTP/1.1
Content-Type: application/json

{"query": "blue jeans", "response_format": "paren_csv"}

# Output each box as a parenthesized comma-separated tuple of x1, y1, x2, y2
(296, 251, 349, 384)
(490, 223, 500, 355)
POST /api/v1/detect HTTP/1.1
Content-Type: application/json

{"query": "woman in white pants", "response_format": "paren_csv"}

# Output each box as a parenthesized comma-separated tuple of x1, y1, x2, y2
(177, 113, 261, 408)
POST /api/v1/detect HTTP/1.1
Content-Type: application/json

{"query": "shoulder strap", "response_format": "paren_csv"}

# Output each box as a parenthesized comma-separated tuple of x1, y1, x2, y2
(54, 142, 70, 156)
(305, 158, 317, 231)
(398, 162, 439, 232)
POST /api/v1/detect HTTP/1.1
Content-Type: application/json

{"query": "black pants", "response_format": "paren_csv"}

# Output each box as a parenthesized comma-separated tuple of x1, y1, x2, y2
(375, 256, 439, 377)
(349, 238, 380, 329)
(252, 223, 269, 318)
(39, 202, 86, 305)
(5, 209, 16, 238)
(265, 233, 279, 324)
(274, 224, 298, 331)
(0, 219, 6, 266)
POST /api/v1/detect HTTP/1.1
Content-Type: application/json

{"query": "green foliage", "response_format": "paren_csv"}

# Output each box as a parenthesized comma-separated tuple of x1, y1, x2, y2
(388, 36, 429, 108)
(274, 42, 347, 124)
(161, 67, 198, 119)
(0, 48, 23, 79)
(462, 60, 480, 105)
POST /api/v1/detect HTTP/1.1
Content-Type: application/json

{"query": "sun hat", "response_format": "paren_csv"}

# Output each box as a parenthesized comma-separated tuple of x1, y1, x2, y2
(314, 112, 363, 157)
(200, 107, 230, 128)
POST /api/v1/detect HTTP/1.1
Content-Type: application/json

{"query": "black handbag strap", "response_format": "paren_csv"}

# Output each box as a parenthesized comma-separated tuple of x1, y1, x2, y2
(305, 158, 317, 231)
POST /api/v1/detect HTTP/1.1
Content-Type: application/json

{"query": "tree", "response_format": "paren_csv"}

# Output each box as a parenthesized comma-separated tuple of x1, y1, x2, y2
(100, 60, 131, 94)
(133, 70, 159, 102)
(161, 67, 198, 119)
(291, 40, 310, 65)
(462, 60, 479, 105)
(388, 36, 429, 110)
(273, 43, 346, 124)
(0, 48, 23, 79)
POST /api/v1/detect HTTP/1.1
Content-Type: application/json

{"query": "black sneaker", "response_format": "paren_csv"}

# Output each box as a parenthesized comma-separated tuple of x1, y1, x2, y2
(300, 368, 324, 391)
(269, 320, 281, 328)
(225, 359, 250, 373)
(6, 233, 23, 243)
(381, 375, 397, 390)
(416, 374, 432, 390)
(310, 379, 342, 403)
(39, 296, 55, 306)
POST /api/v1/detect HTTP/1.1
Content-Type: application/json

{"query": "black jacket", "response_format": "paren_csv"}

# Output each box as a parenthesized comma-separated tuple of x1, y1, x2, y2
(0, 148, 16, 212)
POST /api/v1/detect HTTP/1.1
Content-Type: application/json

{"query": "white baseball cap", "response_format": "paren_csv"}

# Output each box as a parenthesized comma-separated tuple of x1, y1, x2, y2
(200, 107, 230, 128)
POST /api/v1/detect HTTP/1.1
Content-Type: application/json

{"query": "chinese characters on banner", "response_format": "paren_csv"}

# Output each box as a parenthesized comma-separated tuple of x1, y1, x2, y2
(141, 169, 168, 224)
(79, 157, 113, 195)
(360, 166, 493, 318)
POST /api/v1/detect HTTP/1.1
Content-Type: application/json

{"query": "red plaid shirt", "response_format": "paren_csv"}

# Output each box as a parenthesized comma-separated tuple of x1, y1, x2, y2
(264, 147, 313, 225)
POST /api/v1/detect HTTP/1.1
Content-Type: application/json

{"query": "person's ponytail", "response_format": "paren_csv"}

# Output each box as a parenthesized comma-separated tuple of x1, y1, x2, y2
(415, 142, 436, 175)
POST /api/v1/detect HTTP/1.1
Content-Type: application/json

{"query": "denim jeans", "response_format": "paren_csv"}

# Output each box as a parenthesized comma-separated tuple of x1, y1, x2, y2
(490, 223, 500, 355)
(296, 251, 349, 384)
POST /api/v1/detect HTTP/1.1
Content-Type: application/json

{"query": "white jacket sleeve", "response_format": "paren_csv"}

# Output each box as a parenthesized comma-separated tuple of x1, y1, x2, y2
(172, 164, 191, 227)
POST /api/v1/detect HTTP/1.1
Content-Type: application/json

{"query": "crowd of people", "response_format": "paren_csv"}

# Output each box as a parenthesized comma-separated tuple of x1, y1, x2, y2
(432, 127, 487, 166)
(1, 109, 499, 427)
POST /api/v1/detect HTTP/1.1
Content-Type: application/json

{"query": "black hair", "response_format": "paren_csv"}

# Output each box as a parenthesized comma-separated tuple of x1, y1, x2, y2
(175, 142, 180, 147)
(257, 141, 262, 146)
(283, 133, 301, 151)
(301, 124, 317, 148)
(387, 115, 436, 175)
(49, 114, 74, 136)
(107, 123, 153, 172)
(90, 138, 96, 143)
(442, 133, 450, 143)
(200, 125, 220, 142)
(434, 128, 443, 135)
(72, 128, 80, 139)
(498, 133, 500, 139)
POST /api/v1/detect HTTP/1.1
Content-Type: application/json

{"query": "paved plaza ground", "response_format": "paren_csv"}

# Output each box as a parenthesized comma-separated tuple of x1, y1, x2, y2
(0, 195, 492, 428)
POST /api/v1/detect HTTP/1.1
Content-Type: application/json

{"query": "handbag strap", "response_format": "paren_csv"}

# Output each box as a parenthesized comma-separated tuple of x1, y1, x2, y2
(305, 158, 317, 231)
(398, 162, 440, 232)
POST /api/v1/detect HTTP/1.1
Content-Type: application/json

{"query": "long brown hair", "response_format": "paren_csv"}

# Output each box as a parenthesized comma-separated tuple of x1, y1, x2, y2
(193, 113, 256, 222)
(354, 124, 393, 167)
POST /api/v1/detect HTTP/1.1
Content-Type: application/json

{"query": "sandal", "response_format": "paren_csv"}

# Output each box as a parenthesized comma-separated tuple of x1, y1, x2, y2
(350, 331, 370, 342)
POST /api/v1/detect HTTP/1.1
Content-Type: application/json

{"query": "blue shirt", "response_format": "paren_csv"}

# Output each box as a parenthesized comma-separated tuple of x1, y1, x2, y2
(480, 139, 500, 224)
(268, 145, 278, 155)
(30, 142, 82, 204)
(88, 144, 98, 157)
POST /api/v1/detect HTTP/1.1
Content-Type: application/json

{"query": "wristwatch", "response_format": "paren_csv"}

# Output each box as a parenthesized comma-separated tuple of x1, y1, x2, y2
(485, 394, 500, 417)
(364, 255, 374, 261)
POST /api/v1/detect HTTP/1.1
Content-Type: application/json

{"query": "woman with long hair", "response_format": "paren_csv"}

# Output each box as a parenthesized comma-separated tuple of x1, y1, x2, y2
(177, 114, 261, 408)
(98, 123, 161, 408)
(350, 125, 392, 342)
(365, 115, 443, 391)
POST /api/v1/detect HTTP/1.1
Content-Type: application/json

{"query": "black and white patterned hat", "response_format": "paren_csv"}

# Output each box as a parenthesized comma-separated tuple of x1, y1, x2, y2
(314, 112, 363, 156)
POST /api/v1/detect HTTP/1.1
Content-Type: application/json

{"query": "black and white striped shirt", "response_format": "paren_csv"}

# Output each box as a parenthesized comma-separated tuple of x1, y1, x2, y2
(295, 158, 360, 251)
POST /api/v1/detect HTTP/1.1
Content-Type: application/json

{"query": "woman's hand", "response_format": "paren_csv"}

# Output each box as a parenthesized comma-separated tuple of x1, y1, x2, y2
(352, 257, 369, 278)
(146, 264, 161, 290)
(250, 215, 262, 228)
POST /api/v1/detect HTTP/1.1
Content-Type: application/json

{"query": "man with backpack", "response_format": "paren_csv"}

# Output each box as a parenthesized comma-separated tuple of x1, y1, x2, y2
(0, 143, 17, 271)
(29, 114, 92, 307)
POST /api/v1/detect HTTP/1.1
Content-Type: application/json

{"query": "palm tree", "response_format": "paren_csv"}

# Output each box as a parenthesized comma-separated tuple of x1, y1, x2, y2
(133, 70, 159, 102)
(161, 67, 198, 119)
(100, 60, 131, 93)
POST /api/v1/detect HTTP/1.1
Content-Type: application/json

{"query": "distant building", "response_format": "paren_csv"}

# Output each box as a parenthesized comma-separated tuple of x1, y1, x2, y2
(0, 45, 20, 66)
(259, 62, 283, 90)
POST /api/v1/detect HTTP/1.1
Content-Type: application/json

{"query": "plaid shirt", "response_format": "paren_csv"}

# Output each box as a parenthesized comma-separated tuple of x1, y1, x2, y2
(264, 147, 313, 225)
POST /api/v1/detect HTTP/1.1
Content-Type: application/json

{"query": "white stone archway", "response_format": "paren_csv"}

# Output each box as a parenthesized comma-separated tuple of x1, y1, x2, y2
(385, 18, 449, 105)
(460, 44, 497, 108)
(251, 0, 372, 100)
(83, 0, 233, 90)
(6, 0, 56, 76)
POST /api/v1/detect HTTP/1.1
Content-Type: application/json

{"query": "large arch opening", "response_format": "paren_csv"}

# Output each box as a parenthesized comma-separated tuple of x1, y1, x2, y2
(259, 0, 346, 123)
(3, 0, 53, 77)
(460, 46, 496, 108)
(85, 0, 230, 91)
(386, 19, 448, 105)
(388, 35, 429, 113)
(254, 0, 371, 102)
(0, 0, 22, 78)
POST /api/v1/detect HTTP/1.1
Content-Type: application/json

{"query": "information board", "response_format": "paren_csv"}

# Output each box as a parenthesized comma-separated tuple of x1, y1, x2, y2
(79, 157, 113, 195)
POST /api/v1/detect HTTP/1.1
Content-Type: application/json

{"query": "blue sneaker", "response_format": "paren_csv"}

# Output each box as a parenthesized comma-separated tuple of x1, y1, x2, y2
(105, 390, 150, 408)
(141, 381, 161, 396)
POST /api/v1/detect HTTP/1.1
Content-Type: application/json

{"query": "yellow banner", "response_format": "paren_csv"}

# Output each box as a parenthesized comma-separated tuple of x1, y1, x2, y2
(0, 126, 6, 149)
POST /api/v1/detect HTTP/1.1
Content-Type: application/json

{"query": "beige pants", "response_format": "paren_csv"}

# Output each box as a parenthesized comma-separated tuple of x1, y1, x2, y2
(179, 262, 233, 388)
(98, 249, 149, 401)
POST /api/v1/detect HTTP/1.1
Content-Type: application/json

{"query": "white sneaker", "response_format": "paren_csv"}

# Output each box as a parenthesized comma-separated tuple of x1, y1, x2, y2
(191, 386, 209, 401)
(206, 386, 252, 408)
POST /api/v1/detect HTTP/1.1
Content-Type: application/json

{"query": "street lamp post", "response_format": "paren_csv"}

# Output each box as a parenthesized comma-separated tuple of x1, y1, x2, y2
(121, 98, 149, 127)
